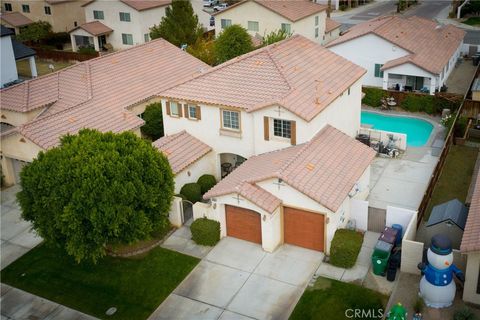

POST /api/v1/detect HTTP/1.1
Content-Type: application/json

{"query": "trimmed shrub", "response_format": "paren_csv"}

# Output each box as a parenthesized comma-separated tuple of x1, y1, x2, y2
(180, 183, 202, 203)
(197, 174, 217, 194)
(78, 46, 97, 55)
(400, 94, 436, 114)
(329, 229, 363, 269)
(362, 87, 387, 108)
(190, 218, 220, 246)
(453, 307, 477, 320)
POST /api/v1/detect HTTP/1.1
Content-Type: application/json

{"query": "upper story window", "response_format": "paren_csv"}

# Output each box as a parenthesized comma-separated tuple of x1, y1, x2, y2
(169, 101, 180, 117)
(281, 23, 291, 34)
(4, 3, 12, 11)
(119, 12, 131, 22)
(248, 21, 259, 32)
(122, 33, 133, 45)
(144, 33, 149, 42)
(374, 64, 384, 78)
(187, 104, 200, 120)
(22, 4, 30, 13)
(222, 109, 240, 131)
(315, 27, 319, 38)
(44, 6, 51, 15)
(221, 19, 231, 29)
(315, 15, 319, 26)
(93, 10, 104, 20)
(273, 119, 291, 139)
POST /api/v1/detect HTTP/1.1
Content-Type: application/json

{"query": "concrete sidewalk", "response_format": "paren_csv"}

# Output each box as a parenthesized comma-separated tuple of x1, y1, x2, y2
(1, 284, 98, 320)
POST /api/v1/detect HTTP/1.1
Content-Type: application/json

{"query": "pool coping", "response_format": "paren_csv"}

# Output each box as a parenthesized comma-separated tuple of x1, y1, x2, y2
(361, 106, 445, 149)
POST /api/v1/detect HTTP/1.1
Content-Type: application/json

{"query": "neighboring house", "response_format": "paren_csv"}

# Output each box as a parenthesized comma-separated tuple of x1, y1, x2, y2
(327, 16, 465, 95)
(1, 25, 37, 88)
(460, 168, 480, 305)
(472, 77, 480, 102)
(0, 39, 209, 185)
(0, 11, 33, 34)
(155, 35, 371, 254)
(213, 0, 341, 45)
(1, 0, 87, 32)
(71, 0, 211, 52)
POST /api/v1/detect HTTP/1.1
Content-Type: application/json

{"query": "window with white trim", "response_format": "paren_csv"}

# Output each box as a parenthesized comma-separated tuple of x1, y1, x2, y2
(4, 3, 12, 11)
(222, 110, 240, 130)
(22, 4, 30, 13)
(44, 6, 51, 15)
(248, 21, 259, 32)
(122, 33, 133, 45)
(221, 19, 231, 29)
(93, 10, 104, 19)
(119, 12, 131, 22)
(170, 101, 180, 116)
(374, 64, 384, 78)
(281, 23, 291, 34)
(273, 119, 291, 139)
(188, 104, 197, 119)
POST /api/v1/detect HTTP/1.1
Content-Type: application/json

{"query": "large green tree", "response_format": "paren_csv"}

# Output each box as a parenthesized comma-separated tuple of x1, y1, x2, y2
(262, 29, 290, 46)
(149, 0, 202, 47)
(16, 21, 52, 43)
(215, 24, 253, 64)
(141, 102, 164, 140)
(17, 129, 174, 263)
(187, 36, 216, 66)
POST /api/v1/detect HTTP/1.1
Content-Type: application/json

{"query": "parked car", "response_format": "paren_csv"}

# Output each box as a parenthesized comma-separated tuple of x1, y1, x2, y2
(213, 3, 228, 11)
(203, 0, 218, 7)
(210, 16, 215, 27)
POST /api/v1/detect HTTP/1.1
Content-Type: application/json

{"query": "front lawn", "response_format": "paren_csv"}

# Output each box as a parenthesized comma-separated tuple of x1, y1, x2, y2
(1, 243, 199, 320)
(290, 277, 388, 320)
(463, 17, 480, 26)
(424, 145, 478, 220)
(329, 229, 363, 268)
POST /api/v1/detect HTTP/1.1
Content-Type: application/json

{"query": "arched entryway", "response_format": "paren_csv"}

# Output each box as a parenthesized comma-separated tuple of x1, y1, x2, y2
(219, 153, 246, 179)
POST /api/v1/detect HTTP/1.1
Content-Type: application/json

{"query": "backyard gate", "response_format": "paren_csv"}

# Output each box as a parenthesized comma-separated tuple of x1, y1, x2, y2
(367, 207, 387, 232)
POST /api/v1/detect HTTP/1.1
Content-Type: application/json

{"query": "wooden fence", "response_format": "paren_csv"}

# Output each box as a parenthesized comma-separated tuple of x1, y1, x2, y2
(416, 65, 479, 227)
(385, 89, 463, 107)
(32, 47, 99, 62)
(462, 99, 480, 118)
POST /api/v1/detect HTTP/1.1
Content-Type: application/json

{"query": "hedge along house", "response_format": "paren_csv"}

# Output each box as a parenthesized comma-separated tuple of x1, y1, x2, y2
(0, 39, 210, 185)
(153, 130, 215, 194)
(203, 125, 376, 254)
(327, 16, 465, 95)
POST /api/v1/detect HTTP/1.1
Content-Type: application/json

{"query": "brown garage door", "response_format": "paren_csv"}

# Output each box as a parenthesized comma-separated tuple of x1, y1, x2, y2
(225, 205, 262, 244)
(284, 206, 324, 251)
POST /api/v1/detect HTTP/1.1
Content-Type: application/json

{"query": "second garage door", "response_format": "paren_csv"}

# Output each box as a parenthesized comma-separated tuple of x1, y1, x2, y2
(225, 205, 262, 244)
(284, 206, 325, 252)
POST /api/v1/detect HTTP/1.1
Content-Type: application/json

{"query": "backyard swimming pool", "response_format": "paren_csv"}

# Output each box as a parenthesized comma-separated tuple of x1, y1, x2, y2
(361, 111, 434, 147)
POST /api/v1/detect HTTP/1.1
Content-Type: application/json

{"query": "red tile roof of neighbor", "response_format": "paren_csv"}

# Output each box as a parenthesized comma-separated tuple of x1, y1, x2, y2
(83, 0, 171, 11)
(461, 158, 480, 253)
(0, 39, 210, 149)
(0, 12, 33, 27)
(153, 130, 212, 174)
(160, 35, 366, 122)
(213, 0, 327, 22)
(326, 16, 465, 75)
(325, 18, 341, 33)
(71, 21, 113, 36)
(204, 125, 376, 213)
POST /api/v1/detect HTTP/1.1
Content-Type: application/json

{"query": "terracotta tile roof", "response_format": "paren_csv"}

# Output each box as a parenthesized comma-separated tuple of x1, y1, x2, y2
(1, 12, 33, 27)
(461, 156, 480, 253)
(214, 0, 327, 22)
(121, 0, 171, 11)
(327, 16, 465, 75)
(205, 125, 376, 212)
(71, 21, 113, 36)
(325, 18, 341, 33)
(152, 130, 212, 174)
(237, 182, 281, 213)
(160, 35, 366, 122)
(1, 39, 209, 149)
(45, 0, 77, 4)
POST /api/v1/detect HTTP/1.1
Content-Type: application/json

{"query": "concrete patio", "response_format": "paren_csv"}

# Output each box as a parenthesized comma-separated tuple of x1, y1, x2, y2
(161, 224, 213, 259)
(149, 237, 324, 320)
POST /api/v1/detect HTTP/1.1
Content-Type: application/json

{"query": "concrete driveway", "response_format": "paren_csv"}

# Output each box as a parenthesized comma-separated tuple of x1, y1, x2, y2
(149, 237, 324, 320)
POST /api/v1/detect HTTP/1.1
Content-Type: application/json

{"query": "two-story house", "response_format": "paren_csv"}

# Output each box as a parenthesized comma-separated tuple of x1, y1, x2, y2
(327, 16, 465, 95)
(1, 0, 87, 32)
(213, 0, 341, 45)
(70, 0, 211, 52)
(153, 35, 374, 254)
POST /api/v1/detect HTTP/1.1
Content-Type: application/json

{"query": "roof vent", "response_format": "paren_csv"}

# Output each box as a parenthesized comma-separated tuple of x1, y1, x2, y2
(68, 117, 76, 123)
(306, 163, 315, 171)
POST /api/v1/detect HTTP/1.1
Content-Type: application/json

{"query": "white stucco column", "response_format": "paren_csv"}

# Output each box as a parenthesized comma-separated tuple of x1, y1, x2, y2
(28, 56, 37, 78)
(429, 77, 436, 95)
(93, 36, 100, 52)
(1, 156, 15, 186)
(261, 208, 282, 252)
(382, 71, 389, 90)
(70, 34, 78, 52)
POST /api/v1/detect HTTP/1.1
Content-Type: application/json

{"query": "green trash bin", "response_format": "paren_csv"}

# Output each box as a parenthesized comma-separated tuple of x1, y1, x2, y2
(372, 248, 391, 275)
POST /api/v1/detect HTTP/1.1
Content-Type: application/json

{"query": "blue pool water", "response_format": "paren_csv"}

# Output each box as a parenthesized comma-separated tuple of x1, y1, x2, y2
(361, 111, 434, 147)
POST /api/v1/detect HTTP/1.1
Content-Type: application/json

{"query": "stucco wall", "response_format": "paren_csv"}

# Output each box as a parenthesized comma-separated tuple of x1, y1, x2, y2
(1, 36, 18, 87)
(463, 252, 480, 305)
(322, 27, 340, 45)
(214, 1, 326, 44)
(1, 132, 43, 162)
(173, 151, 217, 193)
(0, 108, 45, 127)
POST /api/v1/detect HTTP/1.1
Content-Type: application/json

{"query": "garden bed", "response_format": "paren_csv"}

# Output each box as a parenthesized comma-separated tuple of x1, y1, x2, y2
(1, 244, 199, 320)
(329, 229, 363, 269)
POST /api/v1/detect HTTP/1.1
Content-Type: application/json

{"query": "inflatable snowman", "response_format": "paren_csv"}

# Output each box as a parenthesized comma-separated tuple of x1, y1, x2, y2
(417, 234, 464, 308)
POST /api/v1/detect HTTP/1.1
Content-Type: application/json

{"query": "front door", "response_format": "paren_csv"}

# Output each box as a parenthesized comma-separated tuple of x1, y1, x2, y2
(98, 35, 106, 50)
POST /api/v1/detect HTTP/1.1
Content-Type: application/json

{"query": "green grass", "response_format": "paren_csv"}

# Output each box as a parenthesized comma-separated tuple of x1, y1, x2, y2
(424, 145, 479, 220)
(329, 229, 363, 268)
(290, 277, 388, 320)
(1, 243, 199, 320)
(463, 17, 480, 26)
(16, 59, 73, 77)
